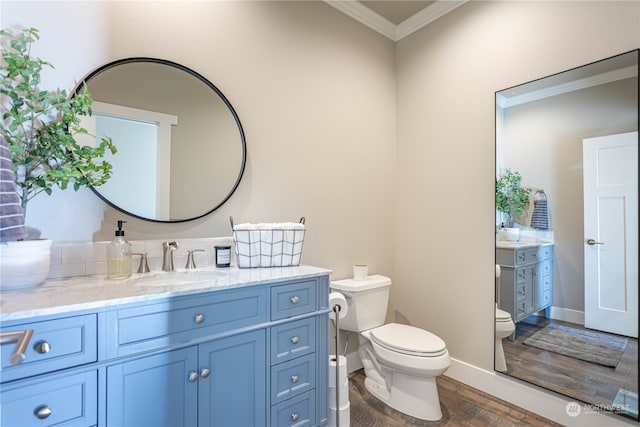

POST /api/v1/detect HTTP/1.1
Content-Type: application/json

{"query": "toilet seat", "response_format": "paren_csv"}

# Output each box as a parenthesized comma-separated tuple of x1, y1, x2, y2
(495, 308, 512, 322)
(370, 323, 447, 357)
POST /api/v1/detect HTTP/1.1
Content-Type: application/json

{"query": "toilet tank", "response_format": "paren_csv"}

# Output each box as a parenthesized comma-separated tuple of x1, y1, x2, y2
(330, 275, 391, 332)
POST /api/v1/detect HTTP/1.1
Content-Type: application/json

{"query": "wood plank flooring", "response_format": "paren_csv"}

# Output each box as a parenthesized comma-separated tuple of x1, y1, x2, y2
(348, 370, 561, 426)
(502, 316, 638, 419)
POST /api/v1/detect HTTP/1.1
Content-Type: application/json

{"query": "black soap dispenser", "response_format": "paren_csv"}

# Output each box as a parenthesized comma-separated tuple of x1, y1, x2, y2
(107, 220, 132, 279)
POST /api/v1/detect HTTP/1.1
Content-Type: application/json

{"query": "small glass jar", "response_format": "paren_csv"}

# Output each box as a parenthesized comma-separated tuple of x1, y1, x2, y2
(215, 245, 231, 268)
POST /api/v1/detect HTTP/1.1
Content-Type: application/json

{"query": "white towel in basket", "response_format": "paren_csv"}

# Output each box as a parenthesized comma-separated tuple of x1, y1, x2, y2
(233, 222, 305, 268)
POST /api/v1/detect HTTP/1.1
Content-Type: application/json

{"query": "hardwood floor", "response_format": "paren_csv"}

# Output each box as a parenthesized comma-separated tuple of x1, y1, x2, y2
(502, 316, 638, 419)
(348, 370, 561, 426)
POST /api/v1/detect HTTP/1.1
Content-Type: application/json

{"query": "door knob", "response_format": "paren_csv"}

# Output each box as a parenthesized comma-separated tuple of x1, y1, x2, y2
(586, 238, 604, 245)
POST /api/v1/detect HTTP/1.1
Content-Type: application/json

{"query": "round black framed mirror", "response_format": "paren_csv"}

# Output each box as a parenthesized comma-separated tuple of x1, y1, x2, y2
(75, 57, 246, 223)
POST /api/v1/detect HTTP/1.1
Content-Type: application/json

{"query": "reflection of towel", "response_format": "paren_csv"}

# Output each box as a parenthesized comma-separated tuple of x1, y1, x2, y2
(0, 136, 26, 242)
(530, 190, 549, 230)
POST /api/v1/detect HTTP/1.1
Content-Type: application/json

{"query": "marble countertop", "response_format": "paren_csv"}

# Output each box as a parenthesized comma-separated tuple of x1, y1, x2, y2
(0, 265, 332, 322)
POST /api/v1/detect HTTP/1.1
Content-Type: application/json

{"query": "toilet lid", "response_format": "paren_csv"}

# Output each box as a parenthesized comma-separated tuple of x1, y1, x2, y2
(495, 308, 512, 321)
(370, 323, 446, 357)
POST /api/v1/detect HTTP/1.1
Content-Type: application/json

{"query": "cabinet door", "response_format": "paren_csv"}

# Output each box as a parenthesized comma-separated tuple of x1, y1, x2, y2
(198, 329, 266, 427)
(106, 347, 198, 427)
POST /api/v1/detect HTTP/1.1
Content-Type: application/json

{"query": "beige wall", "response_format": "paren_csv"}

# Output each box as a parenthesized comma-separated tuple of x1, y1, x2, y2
(1, 1, 397, 281)
(395, 0, 639, 371)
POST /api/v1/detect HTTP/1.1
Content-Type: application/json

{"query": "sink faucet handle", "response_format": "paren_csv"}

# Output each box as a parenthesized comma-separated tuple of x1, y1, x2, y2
(185, 249, 205, 269)
(133, 252, 150, 273)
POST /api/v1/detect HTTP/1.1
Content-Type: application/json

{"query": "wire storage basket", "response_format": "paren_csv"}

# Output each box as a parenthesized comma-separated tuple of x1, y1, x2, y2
(230, 217, 306, 268)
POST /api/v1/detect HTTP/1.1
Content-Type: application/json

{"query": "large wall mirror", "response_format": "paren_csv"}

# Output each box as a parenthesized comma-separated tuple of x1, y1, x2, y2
(495, 50, 638, 421)
(76, 58, 246, 222)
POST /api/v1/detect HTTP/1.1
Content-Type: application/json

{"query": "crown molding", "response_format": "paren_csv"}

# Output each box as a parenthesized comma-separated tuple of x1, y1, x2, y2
(325, 1, 397, 40)
(496, 65, 638, 109)
(396, 1, 467, 40)
(325, 0, 468, 42)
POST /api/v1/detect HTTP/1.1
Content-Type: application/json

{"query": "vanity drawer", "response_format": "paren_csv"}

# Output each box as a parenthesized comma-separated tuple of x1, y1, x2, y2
(1, 370, 97, 427)
(514, 266, 533, 284)
(271, 353, 315, 404)
(1, 315, 97, 383)
(271, 280, 317, 320)
(271, 389, 315, 427)
(537, 245, 553, 260)
(536, 260, 552, 277)
(271, 317, 316, 365)
(106, 287, 267, 357)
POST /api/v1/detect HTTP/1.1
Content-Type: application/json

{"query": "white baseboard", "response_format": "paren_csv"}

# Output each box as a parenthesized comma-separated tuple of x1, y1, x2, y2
(548, 306, 585, 325)
(445, 357, 637, 426)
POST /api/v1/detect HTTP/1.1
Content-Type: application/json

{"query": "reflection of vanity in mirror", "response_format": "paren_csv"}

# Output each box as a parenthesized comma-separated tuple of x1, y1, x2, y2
(495, 50, 638, 421)
(76, 58, 246, 222)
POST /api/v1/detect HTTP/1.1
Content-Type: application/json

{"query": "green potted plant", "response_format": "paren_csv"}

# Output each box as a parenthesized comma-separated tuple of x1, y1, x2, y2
(0, 27, 116, 289)
(496, 168, 530, 241)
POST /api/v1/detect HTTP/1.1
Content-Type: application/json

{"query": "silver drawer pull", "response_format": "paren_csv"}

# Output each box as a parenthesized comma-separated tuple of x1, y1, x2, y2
(34, 405, 52, 420)
(291, 375, 299, 383)
(0, 329, 34, 365)
(291, 413, 299, 422)
(290, 295, 300, 304)
(200, 368, 211, 378)
(188, 371, 199, 382)
(34, 341, 51, 354)
(194, 314, 205, 324)
(291, 336, 300, 345)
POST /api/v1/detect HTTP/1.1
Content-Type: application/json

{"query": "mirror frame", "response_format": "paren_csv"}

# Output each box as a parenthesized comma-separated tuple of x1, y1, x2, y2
(75, 57, 247, 223)
(494, 49, 639, 421)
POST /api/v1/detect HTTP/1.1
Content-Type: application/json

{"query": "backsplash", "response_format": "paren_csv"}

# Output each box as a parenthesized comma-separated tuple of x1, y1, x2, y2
(49, 237, 235, 279)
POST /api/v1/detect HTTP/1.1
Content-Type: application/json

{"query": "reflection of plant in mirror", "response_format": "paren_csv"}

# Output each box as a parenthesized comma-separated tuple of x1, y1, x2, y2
(0, 27, 116, 220)
(496, 168, 530, 227)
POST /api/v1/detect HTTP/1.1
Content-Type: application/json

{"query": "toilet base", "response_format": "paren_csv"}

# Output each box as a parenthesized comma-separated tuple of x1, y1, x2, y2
(495, 338, 507, 372)
(364, 371, 443, 421)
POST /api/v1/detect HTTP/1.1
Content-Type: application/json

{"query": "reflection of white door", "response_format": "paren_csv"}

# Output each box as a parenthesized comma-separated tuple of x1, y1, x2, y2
(583, 132, 638, 338)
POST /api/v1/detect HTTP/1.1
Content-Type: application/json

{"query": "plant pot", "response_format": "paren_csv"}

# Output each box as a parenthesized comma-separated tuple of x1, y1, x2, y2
(0, 239, 52, 291)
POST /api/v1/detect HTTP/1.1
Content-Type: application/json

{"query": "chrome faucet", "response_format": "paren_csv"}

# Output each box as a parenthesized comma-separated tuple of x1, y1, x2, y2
(162, 241, 179, 271)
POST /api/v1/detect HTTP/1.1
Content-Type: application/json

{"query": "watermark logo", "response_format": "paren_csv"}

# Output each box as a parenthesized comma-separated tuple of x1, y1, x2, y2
(566, 401, 582, 417)
(566, 401, 631, 417)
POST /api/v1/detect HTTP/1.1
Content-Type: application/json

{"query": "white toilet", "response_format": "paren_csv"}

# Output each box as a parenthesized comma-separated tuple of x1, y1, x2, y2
(331, 275, 450, 421)
(494, 264, 515, 372)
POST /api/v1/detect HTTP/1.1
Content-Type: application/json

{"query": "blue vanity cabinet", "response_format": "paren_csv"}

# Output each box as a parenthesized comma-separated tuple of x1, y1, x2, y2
(0, 268, 330, 427)
(497, 244, 554, 327)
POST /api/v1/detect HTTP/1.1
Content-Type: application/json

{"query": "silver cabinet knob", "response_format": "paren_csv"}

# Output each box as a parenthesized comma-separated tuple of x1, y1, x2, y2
(34, 341, 51, 354)
(291, 413, 299, 422)
(188, 371, 199, 382)
(194, 314, 205, 324)
(291, 375, 299, 383)
(290, 295, 300, 304)
(291, 336, 300, 344)
(34, 405, 52, 420)
(200, 368, 211, 378)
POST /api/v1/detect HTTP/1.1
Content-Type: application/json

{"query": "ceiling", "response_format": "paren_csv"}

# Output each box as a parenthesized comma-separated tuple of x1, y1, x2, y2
(324, 0, 467, 41)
